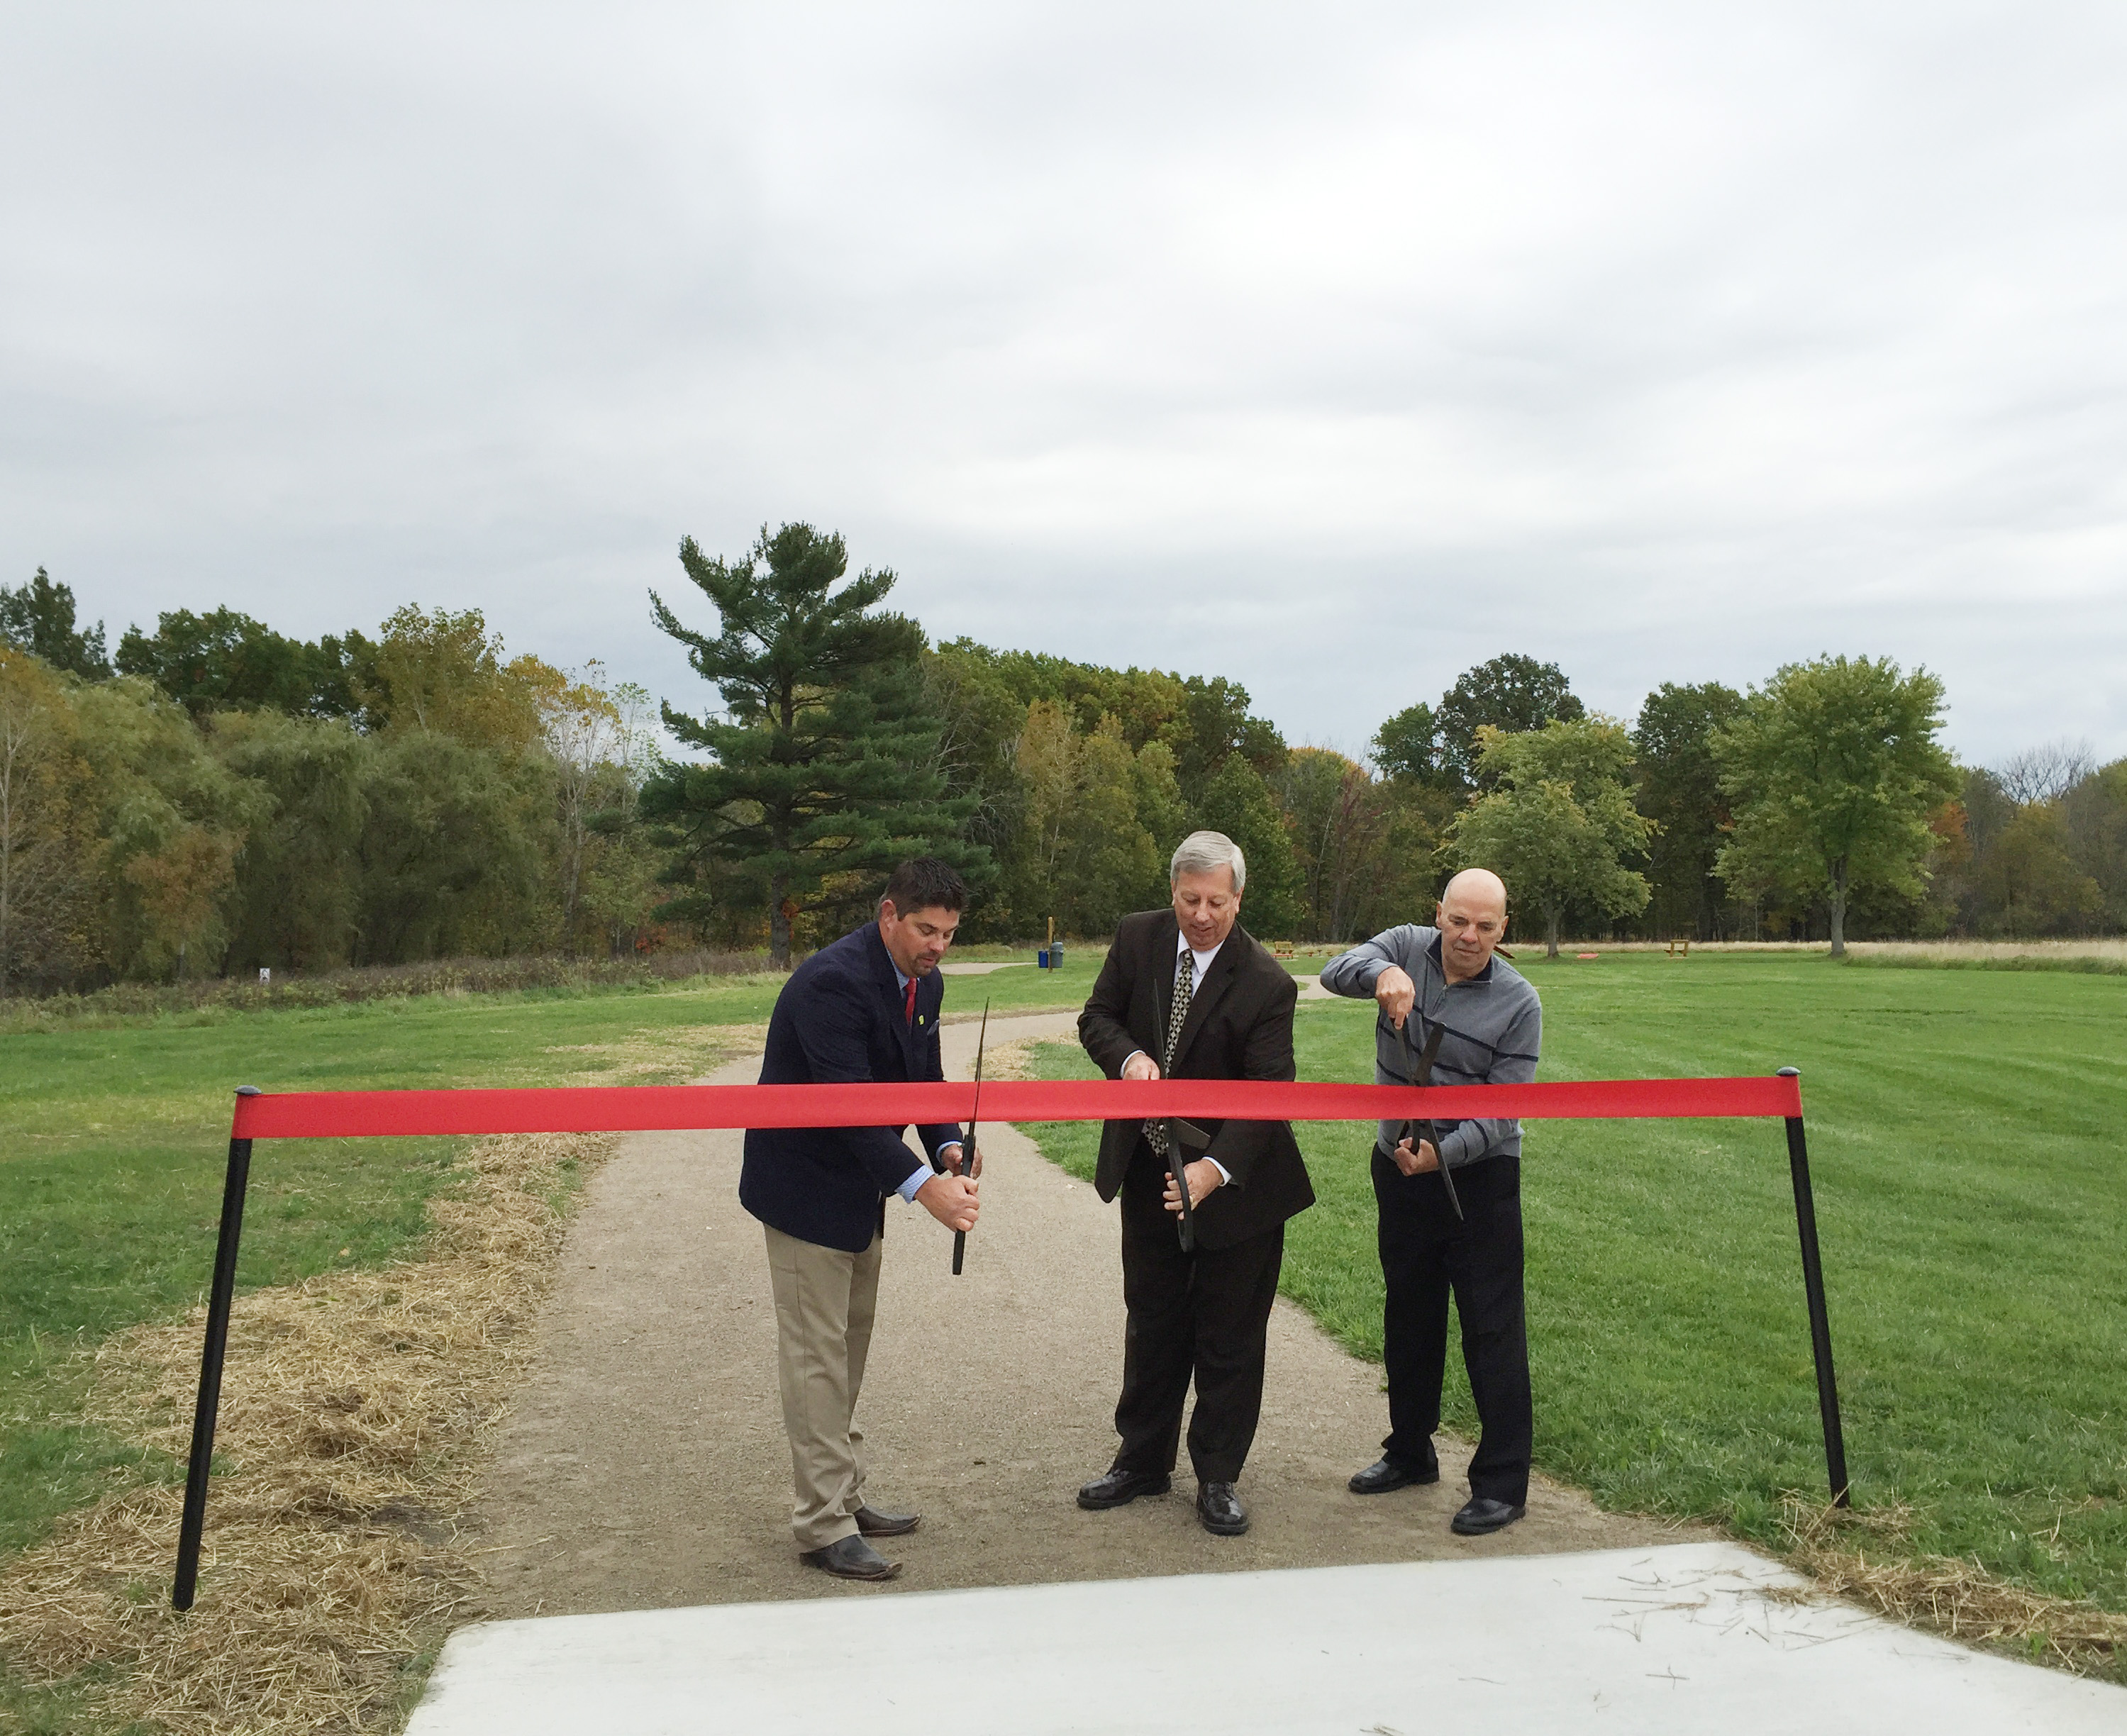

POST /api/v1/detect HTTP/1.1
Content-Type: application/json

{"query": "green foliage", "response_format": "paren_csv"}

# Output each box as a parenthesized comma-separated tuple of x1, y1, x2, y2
(1371, 655, 1587, 796)
(3, 618, 660, 991)
(0, 570, 110, 679)
(1195, 752, 1306, 938)
(0, 652, 99, 994)
(1433, 654, 1586, 790)
(18, 561, 2126, 971)
(1932, 757, 2127, 940)
(2065, 760, 2127, 930)
(1974, 803, 2101, 936)
(928, 638, 1285, 800)
(114, 607, 371, 720)
(365, 604, 560, 750)
(209, 711, 371, 973)
(918, 637, 1292, 939)
(1445, 716, 1652, 955)
(1068, 721, 1167, 932)
(1634, 681, 1745, 939)
(1005, 704, 1172, 935)
(923, 640, 1034, 916)
(1272, 747, 1431, 942)
(353, 730, 556, 962)
(1370, 699, 1444, 787)
(1714, 656, 1960, 955)
(72, 678, 269, 981)
(643, 525, 982, 963)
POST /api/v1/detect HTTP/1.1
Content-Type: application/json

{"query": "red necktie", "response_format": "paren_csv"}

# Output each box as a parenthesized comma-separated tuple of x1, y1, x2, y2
(904, 976, 918, 1026)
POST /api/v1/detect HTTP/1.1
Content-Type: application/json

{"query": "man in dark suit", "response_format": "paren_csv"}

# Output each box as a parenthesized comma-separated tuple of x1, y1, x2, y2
(1075, 830, 1315, 1536)
(740, 857, 981, 1582)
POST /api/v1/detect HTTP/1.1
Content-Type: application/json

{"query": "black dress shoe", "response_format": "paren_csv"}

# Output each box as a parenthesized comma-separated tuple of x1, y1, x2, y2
(1348, 1455, 1440, 1495)
(799, 1534, 902, 1580)
(855, 1505, 921, 1537)
(1196, 1481, 1249, 1535)
(1450, 1496, 1526, 1535)
(1077, 1467, 1172, 1510)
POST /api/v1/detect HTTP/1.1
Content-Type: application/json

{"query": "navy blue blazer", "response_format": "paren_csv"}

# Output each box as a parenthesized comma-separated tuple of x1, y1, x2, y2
(740, 922, 965, 1252)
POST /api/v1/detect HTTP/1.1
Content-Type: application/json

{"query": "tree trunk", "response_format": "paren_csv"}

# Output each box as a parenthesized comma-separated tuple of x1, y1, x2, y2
(1545, 907, 1562, 959)
(769, 871, 792, 967)
(1828, 872, 1847, 957)
(560, 823, 584, 959)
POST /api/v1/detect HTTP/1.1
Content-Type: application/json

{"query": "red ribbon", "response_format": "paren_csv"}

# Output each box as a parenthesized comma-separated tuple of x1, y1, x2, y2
(229, 1074, 1802, 1140)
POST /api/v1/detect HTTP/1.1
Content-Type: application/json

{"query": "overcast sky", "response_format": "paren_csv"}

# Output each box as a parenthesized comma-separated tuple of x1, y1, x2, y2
(5, 2, 2124, 767)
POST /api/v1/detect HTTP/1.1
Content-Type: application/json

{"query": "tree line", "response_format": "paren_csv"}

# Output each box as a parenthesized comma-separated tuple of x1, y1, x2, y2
(0, 570, 664, 994)
(5, 530, 2123, 991)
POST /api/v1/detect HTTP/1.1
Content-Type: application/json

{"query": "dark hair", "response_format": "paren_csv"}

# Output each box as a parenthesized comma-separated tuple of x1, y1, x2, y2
(880, 857, 967, 917)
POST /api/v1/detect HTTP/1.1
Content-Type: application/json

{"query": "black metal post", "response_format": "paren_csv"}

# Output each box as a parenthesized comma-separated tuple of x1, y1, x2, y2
(172, 1089, 260, 1610)
(1777, 1067, 1850, 1507)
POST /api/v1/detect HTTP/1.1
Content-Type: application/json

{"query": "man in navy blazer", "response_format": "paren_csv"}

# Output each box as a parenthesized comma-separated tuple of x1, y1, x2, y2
(742, 857, 981, 1581)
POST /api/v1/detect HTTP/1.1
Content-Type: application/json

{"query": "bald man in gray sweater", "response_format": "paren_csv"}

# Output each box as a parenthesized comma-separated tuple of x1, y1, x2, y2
(1319, 869, 1543, 1536)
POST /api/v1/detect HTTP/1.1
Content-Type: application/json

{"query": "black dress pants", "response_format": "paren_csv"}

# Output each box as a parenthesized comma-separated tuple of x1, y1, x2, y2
(1113, 1140, 1285, 1484)
(1372, 1148, 1532, 1506)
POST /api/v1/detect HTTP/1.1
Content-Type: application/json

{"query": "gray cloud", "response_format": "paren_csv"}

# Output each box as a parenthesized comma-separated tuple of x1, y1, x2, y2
(5, 1, 2124, 764)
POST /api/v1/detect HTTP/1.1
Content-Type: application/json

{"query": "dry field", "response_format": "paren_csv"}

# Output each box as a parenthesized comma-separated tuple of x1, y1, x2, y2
(0, 1132, 613, 1734)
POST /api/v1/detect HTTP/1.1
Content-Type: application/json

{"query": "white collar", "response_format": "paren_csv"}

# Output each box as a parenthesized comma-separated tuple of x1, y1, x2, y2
(1174, 930, 1225, 976)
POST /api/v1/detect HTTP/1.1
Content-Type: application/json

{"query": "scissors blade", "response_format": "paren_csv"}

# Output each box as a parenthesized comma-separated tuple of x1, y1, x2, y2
(968, 998, 989, 1145)
(950, 999, 990, 1276)
(1401, 1016, 1462, 1221)
(1164, 1116, 1202, 1252)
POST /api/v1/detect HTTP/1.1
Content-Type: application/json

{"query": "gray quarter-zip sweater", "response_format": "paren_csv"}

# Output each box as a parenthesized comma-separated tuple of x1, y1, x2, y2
(1318, 925, 1543, 1167)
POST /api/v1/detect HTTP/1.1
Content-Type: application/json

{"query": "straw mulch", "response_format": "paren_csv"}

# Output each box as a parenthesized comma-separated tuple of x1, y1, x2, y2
(1776, 1493, 2127, 1677)
(0, 1130, 613, 1735)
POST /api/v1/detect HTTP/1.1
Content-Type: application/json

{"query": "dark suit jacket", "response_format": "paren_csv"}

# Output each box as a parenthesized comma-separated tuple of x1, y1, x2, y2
(1077, 909, 1314, 1250)
(740, 923, 964, 1253)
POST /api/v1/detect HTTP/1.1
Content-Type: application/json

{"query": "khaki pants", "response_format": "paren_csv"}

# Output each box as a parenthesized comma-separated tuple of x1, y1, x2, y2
(765, 1223, 882, 1551)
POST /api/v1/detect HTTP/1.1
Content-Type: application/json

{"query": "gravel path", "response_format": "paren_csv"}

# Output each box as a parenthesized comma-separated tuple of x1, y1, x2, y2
(472, 1011, 1689, 1617)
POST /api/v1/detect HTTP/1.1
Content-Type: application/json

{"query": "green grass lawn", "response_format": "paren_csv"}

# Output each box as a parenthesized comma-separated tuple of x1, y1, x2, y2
(9, 941, 2123, 1701)
(1023, 950, 2127, 1632)
(0, 951, 1097, 1560)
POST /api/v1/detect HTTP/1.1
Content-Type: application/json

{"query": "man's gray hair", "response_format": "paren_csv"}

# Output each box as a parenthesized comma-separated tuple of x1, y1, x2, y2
(1170, 830, 1246, 893)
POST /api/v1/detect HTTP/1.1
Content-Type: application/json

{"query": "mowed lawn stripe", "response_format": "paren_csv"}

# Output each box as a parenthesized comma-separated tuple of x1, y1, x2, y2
(1023, 952, 2127, 1616)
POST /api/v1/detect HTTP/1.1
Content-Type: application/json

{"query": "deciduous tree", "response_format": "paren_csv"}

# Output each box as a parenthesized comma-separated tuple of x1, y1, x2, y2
(1974, 803, 2099, 936)
(211, 710, 372, 972)
(1433, 655, 1584, 791)
(1371, 701, 1445, 788)
(71, 677, 265, 979)
(1633, 681, 1744, 939)
(1195, 753, 1305, 940)
(1274, 747, 1390, 941)
(1712, 656, 1959, 956)
(2063, 759, 2127, 930)
(365, 605, 557, 750)
(116, 607, 372, 719)
(1445, 717, 1651, 957)
(0, 650, 97, 991)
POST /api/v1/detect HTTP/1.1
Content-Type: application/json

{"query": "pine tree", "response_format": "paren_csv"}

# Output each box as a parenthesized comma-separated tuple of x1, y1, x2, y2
(641, 523, 982, 964)
(0, 569, 110, 679)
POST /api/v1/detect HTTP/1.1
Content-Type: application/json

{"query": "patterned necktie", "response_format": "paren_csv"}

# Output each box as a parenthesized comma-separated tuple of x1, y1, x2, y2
(1143, 947, 1196, 1155)
(904, 976, 918, 1026)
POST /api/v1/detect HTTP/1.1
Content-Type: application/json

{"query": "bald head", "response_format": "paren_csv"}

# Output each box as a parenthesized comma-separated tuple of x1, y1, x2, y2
(1436, 868, 1509, 984)
(1441, 867, 1506, 918)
